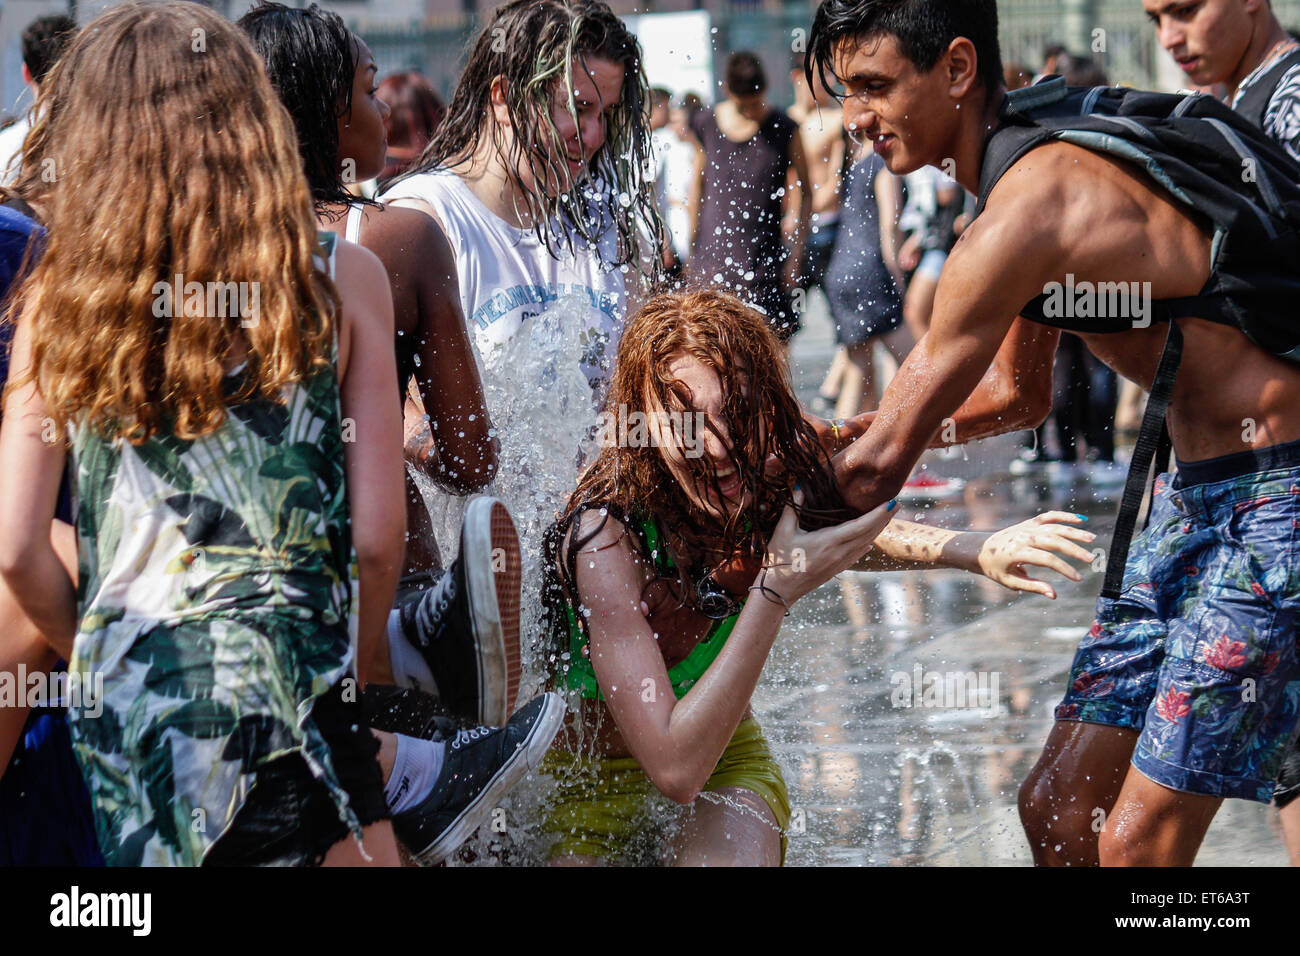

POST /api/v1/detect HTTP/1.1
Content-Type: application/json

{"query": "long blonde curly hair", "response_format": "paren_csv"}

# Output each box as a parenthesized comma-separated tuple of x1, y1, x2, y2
(6, 1, 338, 443)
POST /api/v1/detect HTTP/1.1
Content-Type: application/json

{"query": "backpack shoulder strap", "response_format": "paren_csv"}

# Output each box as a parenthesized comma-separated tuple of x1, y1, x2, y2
(1101, 319, 1183, 600)
(975, 78, 1070, 214)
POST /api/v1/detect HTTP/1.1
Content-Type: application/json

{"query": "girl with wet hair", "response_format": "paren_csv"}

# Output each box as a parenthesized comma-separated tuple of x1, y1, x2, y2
(0, 1, 406, 866)
(381, 0, 663, 402)
(539, 289, 1097, 866)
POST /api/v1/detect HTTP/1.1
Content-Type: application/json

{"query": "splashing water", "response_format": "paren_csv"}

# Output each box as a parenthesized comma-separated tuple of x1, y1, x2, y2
(409, 295, 605, 864)
(413, 293, 600, 682)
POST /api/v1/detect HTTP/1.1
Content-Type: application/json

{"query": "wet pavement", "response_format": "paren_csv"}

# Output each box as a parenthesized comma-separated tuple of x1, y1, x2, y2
(765, 294, 1290, 866)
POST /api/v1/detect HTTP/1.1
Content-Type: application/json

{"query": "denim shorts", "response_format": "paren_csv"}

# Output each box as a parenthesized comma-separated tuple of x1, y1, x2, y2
(203, 680, 389, 866)
(1055, 439, 1300, 802)
(915, 248, 947, 282)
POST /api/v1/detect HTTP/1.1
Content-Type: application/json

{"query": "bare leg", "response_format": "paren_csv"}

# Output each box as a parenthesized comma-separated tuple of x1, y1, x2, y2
(322, 820, 401, 866)
(880, 322, 915, 367)
(1279, 801, 1300, 866)
(1019, 721, 1137, 866)
(819, 346, 848, 402)
(1098, 768, 1221, 866)
(835, 342, 876, 419)
(667, 786, 781, 867)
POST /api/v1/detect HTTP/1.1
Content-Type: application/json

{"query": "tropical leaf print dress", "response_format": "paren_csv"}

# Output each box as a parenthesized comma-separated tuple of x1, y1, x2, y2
(66, 235, 361, 866)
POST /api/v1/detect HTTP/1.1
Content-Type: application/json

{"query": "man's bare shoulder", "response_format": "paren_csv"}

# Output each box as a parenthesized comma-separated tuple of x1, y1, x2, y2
(984, 140, 1189, 241)
(976, 139, 1208, 290)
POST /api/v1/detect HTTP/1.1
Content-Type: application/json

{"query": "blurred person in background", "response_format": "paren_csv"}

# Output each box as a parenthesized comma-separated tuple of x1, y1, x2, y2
(0, 15, 77, 187)
(650, 88, 703, 274)
(377, 71, 446, 186)
(820, 138, 911, 420)
(690, 51, 810, 343)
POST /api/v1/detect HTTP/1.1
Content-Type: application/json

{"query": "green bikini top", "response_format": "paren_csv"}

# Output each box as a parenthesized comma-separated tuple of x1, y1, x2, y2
(560, 514, 743, 701)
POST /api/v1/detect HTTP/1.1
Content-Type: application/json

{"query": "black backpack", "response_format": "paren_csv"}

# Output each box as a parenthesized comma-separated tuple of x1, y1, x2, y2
(977, 77, 1300, 598)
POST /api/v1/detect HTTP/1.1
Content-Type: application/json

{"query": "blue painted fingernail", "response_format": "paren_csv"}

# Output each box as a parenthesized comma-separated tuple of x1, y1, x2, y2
(1076, 514, 1088, 521)
(887, 499, 897, 511)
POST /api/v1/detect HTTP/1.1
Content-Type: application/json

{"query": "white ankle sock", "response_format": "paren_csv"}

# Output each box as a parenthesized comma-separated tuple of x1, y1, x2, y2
(387, 608, 439, 695)
(384, 732, 446, 815)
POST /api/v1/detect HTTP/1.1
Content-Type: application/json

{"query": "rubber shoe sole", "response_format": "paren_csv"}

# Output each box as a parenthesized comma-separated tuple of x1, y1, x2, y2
(460, 496, 523, 726)
(410, 692, 565, 865)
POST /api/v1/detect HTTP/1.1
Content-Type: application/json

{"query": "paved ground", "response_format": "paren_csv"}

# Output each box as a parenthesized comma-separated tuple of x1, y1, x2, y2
(764, 294, 1290, 866)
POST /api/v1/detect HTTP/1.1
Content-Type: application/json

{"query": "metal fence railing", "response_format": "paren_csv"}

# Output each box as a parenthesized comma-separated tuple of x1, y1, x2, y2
(355, 0, 1300, 105)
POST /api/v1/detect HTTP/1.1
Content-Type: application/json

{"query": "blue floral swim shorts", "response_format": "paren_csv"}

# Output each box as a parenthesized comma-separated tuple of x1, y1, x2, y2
(1056, 439, 1300, 802)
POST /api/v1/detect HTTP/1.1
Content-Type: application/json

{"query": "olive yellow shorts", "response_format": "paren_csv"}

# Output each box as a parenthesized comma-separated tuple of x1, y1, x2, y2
(540, 718, 790, 865)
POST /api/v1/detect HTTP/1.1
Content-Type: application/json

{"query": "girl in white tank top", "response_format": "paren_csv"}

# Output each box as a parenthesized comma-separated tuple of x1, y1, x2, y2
(381, 168, 625, 395)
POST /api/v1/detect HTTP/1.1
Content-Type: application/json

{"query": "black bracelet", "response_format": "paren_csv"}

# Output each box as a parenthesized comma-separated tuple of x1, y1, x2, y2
(748, 582, 791, 617)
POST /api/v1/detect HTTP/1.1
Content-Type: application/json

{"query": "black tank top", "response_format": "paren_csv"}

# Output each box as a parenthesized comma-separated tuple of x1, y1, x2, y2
(691, 106, 797, 311)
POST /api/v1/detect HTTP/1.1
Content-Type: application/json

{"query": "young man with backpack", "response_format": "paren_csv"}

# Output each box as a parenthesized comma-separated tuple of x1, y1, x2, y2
(1146, 0, 1300, 862)
(807, 0, 1300, 865)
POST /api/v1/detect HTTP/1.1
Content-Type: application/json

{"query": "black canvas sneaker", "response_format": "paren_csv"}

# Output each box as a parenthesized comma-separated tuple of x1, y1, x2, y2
(391, 692, 565, 865)
(395, 496, 522, 725)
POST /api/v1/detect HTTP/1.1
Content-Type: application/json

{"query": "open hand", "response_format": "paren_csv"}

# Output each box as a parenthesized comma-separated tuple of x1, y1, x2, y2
(974, 511, 1096, 599)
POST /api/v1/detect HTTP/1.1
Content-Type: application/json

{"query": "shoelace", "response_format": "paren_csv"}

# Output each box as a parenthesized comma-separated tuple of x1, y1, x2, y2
(421, 568, 457, 630)
(449, 725, 493, 751)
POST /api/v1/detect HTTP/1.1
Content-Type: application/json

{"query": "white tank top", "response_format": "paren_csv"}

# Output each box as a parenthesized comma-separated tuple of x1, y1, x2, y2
(344, 203, 363, 244)
(379, 168, 626, 394)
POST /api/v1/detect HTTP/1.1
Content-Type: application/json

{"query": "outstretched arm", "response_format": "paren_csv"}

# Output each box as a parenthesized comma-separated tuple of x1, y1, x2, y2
(576, 498, 893, 804)
(831, 190, 1061, 514)
(853, 512, 1095, 598)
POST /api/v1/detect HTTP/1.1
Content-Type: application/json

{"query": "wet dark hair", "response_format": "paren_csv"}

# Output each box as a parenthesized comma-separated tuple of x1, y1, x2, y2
(725, 51, 767, 96)
(808, 0, 1003, 98)
(396, 0, 661, 280)
(22, 15, 76, 84)
(238, 1, 368, 209)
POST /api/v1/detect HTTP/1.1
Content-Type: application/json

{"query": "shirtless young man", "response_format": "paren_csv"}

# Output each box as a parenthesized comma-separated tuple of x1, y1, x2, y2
(789, 51, 847, 293)
(1148, 0, 1300, 162)
(1145, 0, 1300, 864)
(807, 0, 1300, 865)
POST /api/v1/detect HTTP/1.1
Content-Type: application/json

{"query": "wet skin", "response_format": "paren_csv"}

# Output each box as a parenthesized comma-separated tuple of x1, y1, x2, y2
(319, 37, 498, 581)
(828, 34, 1300, 514)
(555, 355, 759, 759)
(827, 32, 1300, 864)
